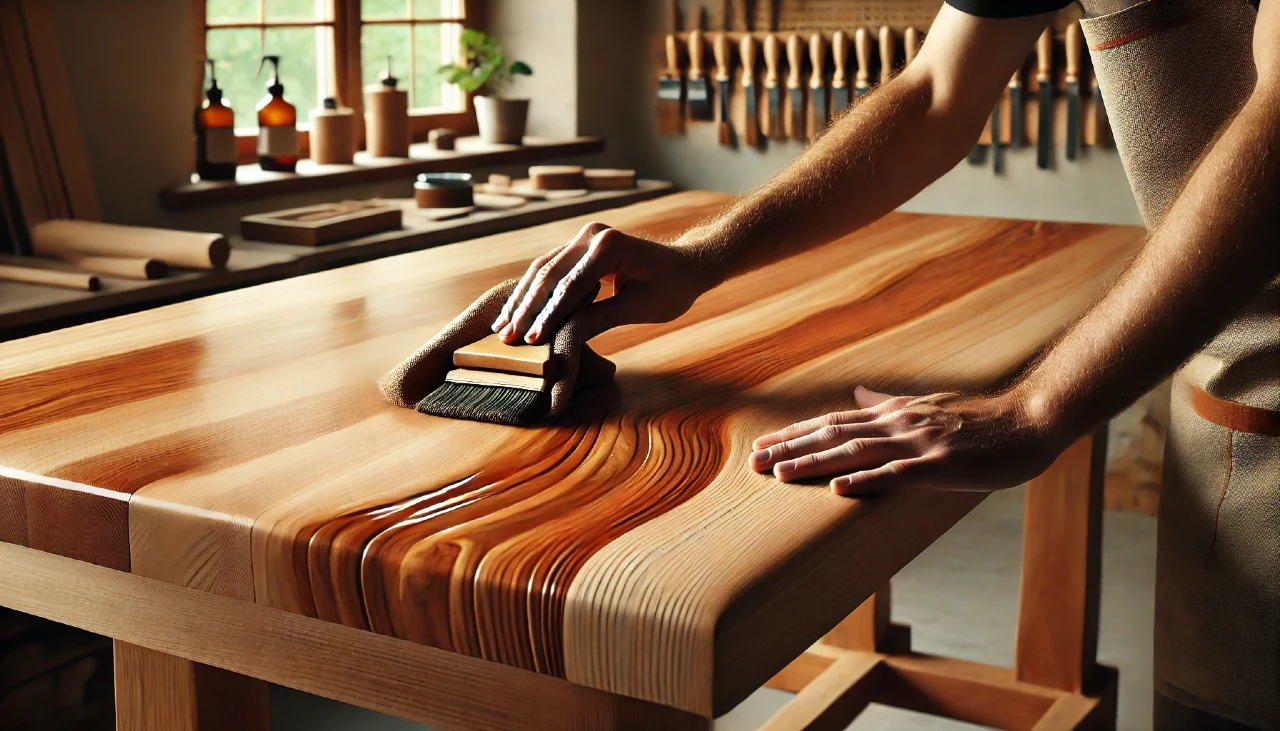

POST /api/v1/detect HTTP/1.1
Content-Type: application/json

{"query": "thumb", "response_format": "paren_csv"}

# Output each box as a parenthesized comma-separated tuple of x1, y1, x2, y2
(584, 295, 643, 339)
(854, 385, 897, 409)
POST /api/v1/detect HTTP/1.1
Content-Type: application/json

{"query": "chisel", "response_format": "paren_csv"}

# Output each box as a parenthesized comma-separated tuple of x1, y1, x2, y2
(904, 27, 921, 66)
(1008, 67, 1024, 148)
(1036, 27, 1053, 170)
(763, 34, 783, 139)
(878, 26, 896, 86)
(741, 34, 760, 146)
(657, 34, 684, 135)
(1064, 21, 1082, 161)
(687, 29, 712, 120)
(808, 33, 827, 137)
(786, 35, 804, 140)
(991, 94, 1003, 174)
(714, 32, 733, 145)
(830, 30, 849, 112)
(854, 27, 872, 98)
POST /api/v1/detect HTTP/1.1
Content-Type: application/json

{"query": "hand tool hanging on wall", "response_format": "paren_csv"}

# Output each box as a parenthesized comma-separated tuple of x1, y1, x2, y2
(878, 26, 896, 86)
(904, 27, 921, 65)
(854, 27, 872, 98)
(714, 32, 733, 145)
(687, 29, 713, 120)
(764, 34, 783, 139)
(656, 0, 684, 136)
(1064, 21, 1082, 161)
(808, 33, 827, 138)
(786, 34, 805, 140)
(830, 30, 850, 113)
(741, 35, 761, 146)
(1008, 67, 1024, 149)
(1035, 27, 1053, 170)
(990, 89, 1004, 174)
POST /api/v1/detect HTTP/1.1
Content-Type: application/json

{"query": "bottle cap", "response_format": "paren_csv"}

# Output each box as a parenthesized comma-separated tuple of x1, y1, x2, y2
(323, 97, 338, 110)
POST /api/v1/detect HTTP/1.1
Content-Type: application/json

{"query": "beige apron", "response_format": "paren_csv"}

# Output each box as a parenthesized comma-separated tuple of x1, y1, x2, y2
(1079, 0, 1280, 727)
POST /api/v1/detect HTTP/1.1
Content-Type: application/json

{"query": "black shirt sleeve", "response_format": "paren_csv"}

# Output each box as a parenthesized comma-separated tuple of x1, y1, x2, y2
(945, 0, 1073, 18)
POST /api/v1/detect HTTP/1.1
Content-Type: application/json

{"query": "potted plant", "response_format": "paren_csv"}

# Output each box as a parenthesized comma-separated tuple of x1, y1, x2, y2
(440, 29, 533, 144)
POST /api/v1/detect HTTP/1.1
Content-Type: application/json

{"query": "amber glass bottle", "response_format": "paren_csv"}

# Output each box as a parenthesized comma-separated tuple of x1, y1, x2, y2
(256, 55, 298, 172)
(195, 59, 236, 181)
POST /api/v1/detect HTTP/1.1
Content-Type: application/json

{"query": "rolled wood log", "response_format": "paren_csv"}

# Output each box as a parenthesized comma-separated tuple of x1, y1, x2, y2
(31, 220, 229, 270)
(0, 263, 99, 291)
(64, 256, 167, 280)
(529, 165, 586, 191)
(584, 169, 637, 190)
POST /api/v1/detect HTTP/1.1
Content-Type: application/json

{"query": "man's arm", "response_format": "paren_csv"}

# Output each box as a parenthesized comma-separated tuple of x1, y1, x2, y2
(493, 6, 1052, 345)
(752, 0, 1280, 494)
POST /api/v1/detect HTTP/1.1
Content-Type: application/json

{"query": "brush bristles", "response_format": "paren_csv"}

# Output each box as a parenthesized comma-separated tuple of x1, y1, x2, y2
(416, 381, 547, 426)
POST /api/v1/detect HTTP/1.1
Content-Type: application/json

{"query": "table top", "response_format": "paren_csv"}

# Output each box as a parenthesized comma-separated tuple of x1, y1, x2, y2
(0, 192, 1143, 716)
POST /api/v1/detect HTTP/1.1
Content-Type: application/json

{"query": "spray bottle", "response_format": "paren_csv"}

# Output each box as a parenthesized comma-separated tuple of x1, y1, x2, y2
(256, 55, 298, 172)
(195, 58, 236, 181)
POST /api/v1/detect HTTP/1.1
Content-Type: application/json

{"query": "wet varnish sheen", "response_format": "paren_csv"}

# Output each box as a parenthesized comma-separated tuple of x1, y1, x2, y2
(0, 193, 1144, 715)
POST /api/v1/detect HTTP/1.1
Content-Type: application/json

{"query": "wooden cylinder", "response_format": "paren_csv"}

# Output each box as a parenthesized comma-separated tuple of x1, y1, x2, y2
(584, 169, 637, 190)
(0, 263, 99, 291)
(310, 107, 356, 165)
(31, 220, 230, 270)
(65, 256, 168, 280)
(529, 165, 586, 191)
(414, 184, 474, 209)
(364, 87, 410, 158)
(428, 128, 458, 151)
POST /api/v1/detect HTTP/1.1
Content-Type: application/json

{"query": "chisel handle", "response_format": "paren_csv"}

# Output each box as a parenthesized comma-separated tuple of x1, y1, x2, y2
(809, 33, 825, 89)
(714, 33, 731, 82)
(740, 34, 757, 86)
(665, 34, 680, 77)
(1065, 21, 1081, 84)
(904, 27, 921, 66)
(1009, 67, 1022, 90)
(688, 29, 705, 80)
(879, 26, 896, 84)
(831, 30, 848, 87)
(1036, 27, 1053, 85)
(854, 27, 871, 88)
(786, 34, 803, 88)
(764, 34, 780, 87)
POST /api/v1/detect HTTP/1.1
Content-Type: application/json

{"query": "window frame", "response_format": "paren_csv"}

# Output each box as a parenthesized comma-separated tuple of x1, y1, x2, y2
(194, 0, 481, 164)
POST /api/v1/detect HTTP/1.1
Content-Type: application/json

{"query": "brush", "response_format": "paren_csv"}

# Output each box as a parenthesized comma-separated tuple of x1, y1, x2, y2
(416, 333, 560, 426)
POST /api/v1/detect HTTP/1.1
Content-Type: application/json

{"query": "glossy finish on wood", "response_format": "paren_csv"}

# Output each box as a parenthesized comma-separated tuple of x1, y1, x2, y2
(0, 193, 1144, 716)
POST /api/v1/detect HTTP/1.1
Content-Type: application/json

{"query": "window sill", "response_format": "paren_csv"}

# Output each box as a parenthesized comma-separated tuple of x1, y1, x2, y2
(161, 136, 605, 211)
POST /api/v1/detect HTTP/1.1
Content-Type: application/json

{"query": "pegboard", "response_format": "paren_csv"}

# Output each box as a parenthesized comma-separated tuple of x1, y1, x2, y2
(754, 0, 944, 31)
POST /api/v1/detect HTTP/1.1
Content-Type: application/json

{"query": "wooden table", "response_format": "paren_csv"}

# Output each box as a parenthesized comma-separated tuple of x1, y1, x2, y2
(0, 192, 1144, 731)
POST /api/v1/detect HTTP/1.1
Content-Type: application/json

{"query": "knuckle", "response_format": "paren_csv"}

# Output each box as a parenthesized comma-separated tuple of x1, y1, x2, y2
(592, 227, 623, 251)
(843, 438, 869, 455)
(816, 425, 841, 441)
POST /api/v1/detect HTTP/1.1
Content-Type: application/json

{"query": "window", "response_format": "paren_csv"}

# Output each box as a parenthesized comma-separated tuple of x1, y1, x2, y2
(195, 0, 478, 159)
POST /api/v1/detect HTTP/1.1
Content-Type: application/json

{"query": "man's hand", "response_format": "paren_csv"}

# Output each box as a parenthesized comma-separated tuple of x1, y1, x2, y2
(749, 386, 1064, 496)
(492, 222, 714, 344)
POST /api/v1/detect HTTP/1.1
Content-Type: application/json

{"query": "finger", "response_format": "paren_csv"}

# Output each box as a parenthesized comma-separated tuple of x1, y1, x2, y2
(497, 222, 608, 341)
(495, 248, 561, 334)
(752, 410, 874, 451)
(830, 456, 934, 495)
(505, 244, 588, 343)
(853, 385, 898, 409)
(747, 422, 874, 473)
(774, 437, 914, 483)
(526, 227, 627, 344)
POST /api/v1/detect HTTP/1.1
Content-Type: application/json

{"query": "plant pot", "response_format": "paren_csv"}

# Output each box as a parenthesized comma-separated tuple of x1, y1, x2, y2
(474, 96, 529, 145)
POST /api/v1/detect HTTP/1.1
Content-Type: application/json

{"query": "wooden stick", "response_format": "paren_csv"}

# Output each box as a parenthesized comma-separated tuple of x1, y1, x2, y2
(31, 220, 230, 270)
(0, 263, 99, 290)
(64, 256, 168, 280)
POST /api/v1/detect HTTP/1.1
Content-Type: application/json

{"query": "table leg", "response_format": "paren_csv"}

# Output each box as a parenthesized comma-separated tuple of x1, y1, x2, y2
(114, 640, 270, 731)
(819, 583, 910, 654)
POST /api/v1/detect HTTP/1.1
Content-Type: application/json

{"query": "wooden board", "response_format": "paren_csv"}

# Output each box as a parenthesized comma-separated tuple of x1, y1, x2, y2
(0, 192, 1144, 717)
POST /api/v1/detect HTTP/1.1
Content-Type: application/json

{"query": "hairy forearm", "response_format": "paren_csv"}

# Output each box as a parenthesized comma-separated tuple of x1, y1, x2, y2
(674, 70, 979, 284)
(1018, 84, 1280, 443)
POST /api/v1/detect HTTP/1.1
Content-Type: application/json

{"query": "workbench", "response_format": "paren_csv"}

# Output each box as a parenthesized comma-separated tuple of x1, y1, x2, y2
(0, 192, 1144, 730)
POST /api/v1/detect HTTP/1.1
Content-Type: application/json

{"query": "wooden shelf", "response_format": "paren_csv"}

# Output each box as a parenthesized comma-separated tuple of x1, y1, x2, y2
(160, 136, 606, 211)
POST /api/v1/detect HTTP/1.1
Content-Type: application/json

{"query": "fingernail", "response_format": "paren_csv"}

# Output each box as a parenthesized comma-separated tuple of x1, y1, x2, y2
(500, 324, 514, 338)
(491, 317, 505, 332)
(525, 328, 540, 343)
(831, 477, 851, 491)
(775, 460, 796, 475)
(751, 449, 769, 466)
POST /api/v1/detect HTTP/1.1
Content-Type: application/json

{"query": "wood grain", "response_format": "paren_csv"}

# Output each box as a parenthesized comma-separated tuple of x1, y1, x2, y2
(114, 640, 269, 731)
(0, 192, 1144, 716)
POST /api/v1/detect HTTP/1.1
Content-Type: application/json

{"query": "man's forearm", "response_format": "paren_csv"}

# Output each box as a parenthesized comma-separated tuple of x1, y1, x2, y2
(1019, 82, 1280, 443)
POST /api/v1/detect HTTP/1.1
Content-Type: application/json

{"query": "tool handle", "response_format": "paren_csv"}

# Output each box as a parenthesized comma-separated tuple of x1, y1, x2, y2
(1036, 27, 1052, 84)
(831, 30, 848, 86)
(904, 27, 921, 66)
(809, 34, 825, 88)
(665, 34, 680, 76)
(763, 34, 780, 86)
(854, 27, 871, 87)
(740, 34, 757, 85)
(786, 34, 803, 88)
(714, 33, 731, 81)
(879, 26, 896, 84)
(1065, 21, 1081, 84)
(1009, 67, 1022, 89)
(688, 29, 705, 80)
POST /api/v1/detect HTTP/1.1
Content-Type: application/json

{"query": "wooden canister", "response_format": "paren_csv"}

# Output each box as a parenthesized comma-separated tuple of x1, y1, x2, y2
(310, 105, 355, 165)
(365, 86, 410, 158)
(414, 173, 474, 208)
(530, 165, 586, 190)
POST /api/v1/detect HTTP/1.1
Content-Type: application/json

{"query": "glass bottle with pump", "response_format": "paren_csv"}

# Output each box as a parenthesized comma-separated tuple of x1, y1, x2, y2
(195, 59, 236, 181)
(256, 55, 298, 172)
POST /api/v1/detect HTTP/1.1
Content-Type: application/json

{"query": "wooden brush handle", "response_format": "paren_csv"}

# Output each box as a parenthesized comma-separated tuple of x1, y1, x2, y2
(808, 33, 825, 89)
(904, 27, 921, 66)
(763, 34, 780, 87)
(878, 26, 896, 85)
(740, 34, 757, 86)
(1065, 21, 1082, 84)
(688, 30, 705, 80)
(0, 263, 99, 291)
(453, 333, 554, 377)
(714, 33, 731, 82)
(831, 30, 848, 87)
(31, 220, 229, 270)
(1036, 27, 1053, 84)
(854, 27, 871, 88)
(445, 368, 547, 393)
(785, 34, 802, 88)
(665, 34, 680, 76)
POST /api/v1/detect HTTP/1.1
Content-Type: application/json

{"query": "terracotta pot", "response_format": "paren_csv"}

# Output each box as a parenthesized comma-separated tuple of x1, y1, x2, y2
(474, 96, 529, 145)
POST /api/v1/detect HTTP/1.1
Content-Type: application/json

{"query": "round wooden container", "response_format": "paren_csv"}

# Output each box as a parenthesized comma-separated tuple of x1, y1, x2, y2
(428, 128, 458, 151)
(583, 168, 637, 190)
(529, 165, 586, 190)
(414, 173, 474, 208)
(364, 86, 410, 158)
(310, 105, 355, 165)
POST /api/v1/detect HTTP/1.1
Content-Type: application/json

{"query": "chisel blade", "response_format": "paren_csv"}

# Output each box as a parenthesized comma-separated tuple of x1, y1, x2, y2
(1009, 83, 1023, 149)
(1037, 82, 1052, 169)
(745, 85, 760, 145)
(767, 86, 782, 138)
(1066, 81, 1080, 161)
(832, 85, 849, 112)
(687, 29, 713, 120)
(812, 87, 826, 133)
(789, 86, 804, 140)
(991, 102, 1003, 174)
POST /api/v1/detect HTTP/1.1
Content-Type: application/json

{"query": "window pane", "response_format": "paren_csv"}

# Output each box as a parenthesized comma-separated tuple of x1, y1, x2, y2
(362, 0, 409, 20)
(205, 28, 263, 129)
(208, 0, 259, 24)
(413, 22, 457, 109)
(362, 23, 411, 94)
(412, 0, 454, 18)
(264, 26, 319, 123)
(266, 0, 325, 21)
